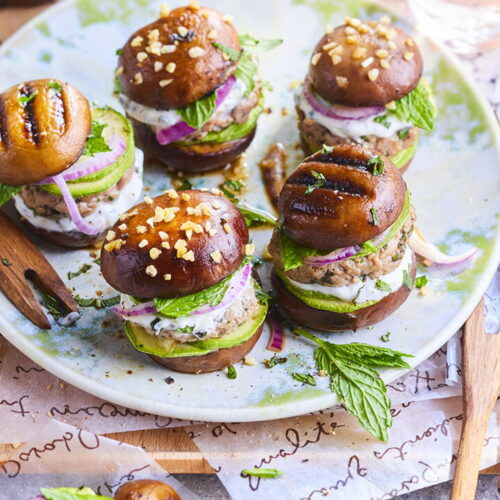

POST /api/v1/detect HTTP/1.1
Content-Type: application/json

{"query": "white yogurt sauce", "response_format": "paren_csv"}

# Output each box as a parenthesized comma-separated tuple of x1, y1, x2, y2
(120, 78, 247, 132)
(288, 249, 413, 304)
(121, 270, 253, 337)
(14, 149, 144, 234)
(295, 84, 411, 141)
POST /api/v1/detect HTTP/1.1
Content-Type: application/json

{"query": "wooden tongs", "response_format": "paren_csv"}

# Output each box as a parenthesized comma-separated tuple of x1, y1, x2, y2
(0, 211, 78, 329)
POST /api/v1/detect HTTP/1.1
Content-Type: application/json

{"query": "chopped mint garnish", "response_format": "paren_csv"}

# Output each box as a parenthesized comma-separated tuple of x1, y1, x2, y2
(74, 295, 120, 309)
(83, 121, 111, 157)
(370, 207, 380, 226)
(227, 365, 237, 379)
(292, 372, 317, 386)
(67, 263, 92, 280)
(18, 90, 38, 106)
(403, 265, 413, 289)
(374, 114, 391, 128)
(375, 279, 392, 293)
(380, 331, 391, 342)
(397, 127, 411, 140)
(367, 155, 384, 175)
(264, 354, 288, 368)
(305, 170, 326, 195)
(415, 275, 428, 289)
(47, 81, 63, 93)
(2, 258, 12, 267)
(321, 144, 334, 154)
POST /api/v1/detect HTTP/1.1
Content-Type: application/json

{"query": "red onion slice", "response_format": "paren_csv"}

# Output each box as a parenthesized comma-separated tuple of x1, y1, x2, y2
(192, 264, 251, 315)
(409, 228, 479, 266)
(51, 174, 102, 236)
(112, 301, 157, 317)
(35, 135, 126, 184)
(305, 245, 361, 266)
(156, 75, 237, 145)
(267, 317, 285, 352)
(303, 77, 384, 121)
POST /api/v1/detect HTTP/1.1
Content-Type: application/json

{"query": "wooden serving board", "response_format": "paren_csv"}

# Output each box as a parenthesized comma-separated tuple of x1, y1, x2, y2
(0, 0, 498, 479)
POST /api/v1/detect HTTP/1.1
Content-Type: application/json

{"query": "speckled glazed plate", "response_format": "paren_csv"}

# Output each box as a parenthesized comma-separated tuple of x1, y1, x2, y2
(0, 0, 499, 422)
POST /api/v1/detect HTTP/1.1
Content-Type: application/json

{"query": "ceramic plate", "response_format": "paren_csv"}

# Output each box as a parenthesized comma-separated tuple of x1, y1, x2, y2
(0, 0, 498, 422)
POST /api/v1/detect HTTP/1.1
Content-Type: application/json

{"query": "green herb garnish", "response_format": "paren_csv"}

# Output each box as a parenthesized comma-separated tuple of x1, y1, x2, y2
(255, 285, 271, 305)
(2, 258, 12, 267)
(380, 331, 391, 342)
(279, 230, 321, 271)
(83, 120, 111, 157)
(177, 90, 217, 129)
(92, 258, 101, 265)
(221, 179, 246, 198)
(74, 295, 120, 309)
(67, 263, 92, 280)
(40, 291, 64, 319)
(374, 114, 391, 128)
(238, 34, 283, 54)
(0, 183, 21, 207)
(305, 170, 326, 195)
(235, 52, 258, 96)
(292, 372, 317, 386)
(113, 74, 123, 95)
(370, 207, 380, 226)
(237, 200, 277, 227)
(115, 48, 123, 56)
(264, 354, 288, 368)
(294, 327, 412, 441)
(321, 144, 334, 154)
(392, 81, 436, 131)
(375, 280, 392, 293)
(367, 155, 384, 175)
(360, 240, 376, 253)
(18, 90, 38, 106)
(212, 42, 241, 61)
(403, 266, 413, 289)
(175, 325, 195, 334)
(415, 275, 428, 289)
(241, 468, 283, 479)
(227, 365, 237, 379)
(397, 127, 411, 140)
(47, 81, 63, 94)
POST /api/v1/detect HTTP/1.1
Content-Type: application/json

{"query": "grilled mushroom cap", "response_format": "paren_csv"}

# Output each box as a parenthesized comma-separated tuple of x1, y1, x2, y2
(0, 79, 91, 186)
(115, 479, 181, 500)
(100, 190, 248, 299)
(309, 18, 422, 107)
(118, 5, 240, 110)
(279, 144, 406, 250)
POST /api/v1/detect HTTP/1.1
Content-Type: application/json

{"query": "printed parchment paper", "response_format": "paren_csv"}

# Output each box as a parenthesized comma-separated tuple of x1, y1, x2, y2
(0, 419, 199, 500)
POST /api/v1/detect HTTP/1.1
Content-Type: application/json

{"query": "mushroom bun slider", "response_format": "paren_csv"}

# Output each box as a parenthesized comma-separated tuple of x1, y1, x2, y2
(101, 188, 268, 373)
(0, 79, 143, 248)
(269, 144, 416, 332)
(116, 2, 281, 173)
(295, 15, 436, 172)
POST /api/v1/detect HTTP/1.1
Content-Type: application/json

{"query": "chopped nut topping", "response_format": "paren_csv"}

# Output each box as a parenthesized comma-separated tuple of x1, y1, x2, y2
(131, 36, 144, 47)
(244, 357, 256, 366)
(405, 37, 414, 47)
(177, 26, 188, 37)
(137, 225, 148, 234)
(357, 23, 370, 34)
(331, 54, 342, 65)
(346, 35, 358, 45)
(164, 273, 172, 281)
(210, 250, 222, 263)
(161, 44, 176, 54)
(368, 20, 377, 27)
(166, 62, 176, 73)
(322, 41, 337, 51)
(380, 59, 390, 69)
(361, 56, 374, 68)
(188, 1, 200, 10)
(368, 68, 380, 81)
(311, 53, 322, 66)
(144, 196, 153, 204)
(159, 231, 169, 240)
(134, 72, 143, 85)
(139, 239, 149, 248)
(403, 51, 414, 61)
(379, 15, 391, 24)
(223, 223, 232, 234)
(201, 9, 210, 18)
(165, 188, 179, 199)
(161, 241, 171, 249)
(145, 265, 157, 277)
(388, 40, 397, 50)
(149, 248, 162, 260)
(180, 221, 203, 234)
(147, 42, 162, 56)
(329, 45, 344, 55)
(118, 224, 127, 232)
(336, 75, 349, 88)
(174, 239, 187, 258)
(345, 16, 361, 27)
(154, 61, 164, 72)
(148, 29, 160, 41)
(159, 79, 173, 87)
(344, 26, 357, 35)
(159, 3, 170, 17)
(207, 29, 218, 40)
(222, 14, 233, 23)
(181, 193, 191, 201)
(188, 46, 205, 58)
(245, 243, 255, 256)
(375, 49, 388, 59)
(212, 201, 222, 209)
(182, 250, 195, 261)
(136, 52, 148, 62)
(104, 239, 125, 252)
(106, 230, 116, 241)
(146, 217, 155, 228)
(352, 46, 367, 59)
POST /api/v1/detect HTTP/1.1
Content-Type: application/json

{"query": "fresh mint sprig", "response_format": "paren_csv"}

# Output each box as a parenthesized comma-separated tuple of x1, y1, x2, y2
(83, 120, 111, 157)
(293, 327, 412, 442)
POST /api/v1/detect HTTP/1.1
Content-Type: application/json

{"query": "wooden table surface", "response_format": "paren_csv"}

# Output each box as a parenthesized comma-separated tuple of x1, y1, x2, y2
(0, 0, 498, 478)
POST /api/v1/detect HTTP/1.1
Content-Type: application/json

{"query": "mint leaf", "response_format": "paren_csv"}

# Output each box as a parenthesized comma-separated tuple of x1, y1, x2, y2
(375, 279, 391, 293)
(238, 34, 283, 54)
(374, 114, 391, 128)
(227, 365, 237, 379)
(0, 183, 21, 207)
(415, 275, 428, 289)
(177, 90, 217, 129)
(74, 295, 119, 309)
(40, 486, 113, 500)
(18, 90, 38, 106)
(381, 331, 391, 342)
(154, 269, 236, 317)
(68, 263, 92, 280)
(403, 265, 413, 289)
(83, 120, 111, 157)
(393, 82, 436, 132)
(292, 372, 316, 386)
(236, 200, 276, 227)
(280, 231, 321, 271)
(367, 155, 384, 175)
(235, 52, 258, 95)
(264, 354, 288, 368)
(397, 127, 411, 140)
(47, 80, 63, 93)
(305, 170, 326, 195)
(241, 468, 282, 479)
(212, 42, 240, 61)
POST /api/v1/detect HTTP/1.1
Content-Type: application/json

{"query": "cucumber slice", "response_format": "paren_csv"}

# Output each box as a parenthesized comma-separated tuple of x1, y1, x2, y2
(390, 139, 418, 169)
(40, 106, 135, 198)
(277, 270, 378, 313)
(125, 302, 268, 358)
